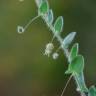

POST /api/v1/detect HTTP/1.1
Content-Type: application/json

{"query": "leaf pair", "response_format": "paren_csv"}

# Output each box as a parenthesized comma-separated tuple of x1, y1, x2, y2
(45, 12, 64, 34)
(65, 43, 84, 75)
(37, 0, 54, 26)
(36, 0, 64, 34)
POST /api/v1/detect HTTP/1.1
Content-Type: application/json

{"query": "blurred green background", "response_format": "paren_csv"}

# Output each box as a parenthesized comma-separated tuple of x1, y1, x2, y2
(0, 0, 96, 96)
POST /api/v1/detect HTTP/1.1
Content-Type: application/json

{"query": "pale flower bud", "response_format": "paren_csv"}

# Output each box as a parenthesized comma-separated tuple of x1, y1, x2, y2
(52, 52, 59, 60)
(46, 43, 54, 50)
(44, 43, 54, 57)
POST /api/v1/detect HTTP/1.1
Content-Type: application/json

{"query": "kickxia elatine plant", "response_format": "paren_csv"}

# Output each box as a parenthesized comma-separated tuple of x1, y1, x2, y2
(17, 0, 96, 96)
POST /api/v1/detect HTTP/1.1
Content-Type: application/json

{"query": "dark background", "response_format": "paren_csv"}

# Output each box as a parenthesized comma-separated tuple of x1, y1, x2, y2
(0, 0, 96, 96)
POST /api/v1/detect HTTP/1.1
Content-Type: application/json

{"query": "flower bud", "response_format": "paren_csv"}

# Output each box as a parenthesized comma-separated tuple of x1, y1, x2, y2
(52, 52, 59, 59)
(44, 43, 54, 57)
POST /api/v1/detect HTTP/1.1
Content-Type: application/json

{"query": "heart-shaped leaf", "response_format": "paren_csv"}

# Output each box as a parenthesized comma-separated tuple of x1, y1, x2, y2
(62, 32, 76, 49)
(69, 43, 79, 62)
(65, 55, 84, 75)
(88, 86, 96, 96)
(39, 0, 49, 15)
(54, 16, 64, 34)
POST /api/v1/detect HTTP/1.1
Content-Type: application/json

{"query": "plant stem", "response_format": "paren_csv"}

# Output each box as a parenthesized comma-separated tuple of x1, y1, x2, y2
(24, 15, 40, 31)
(60, 75, 73, 96)
(47, 25, 88, 96)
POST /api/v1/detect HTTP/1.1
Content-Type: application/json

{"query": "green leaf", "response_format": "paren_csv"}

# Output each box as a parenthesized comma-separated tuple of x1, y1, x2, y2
(75, 73, 88, 93)
(45, 9, 54, 25)
(54, 16, 64, 33)
(65, 55, 84, 75)
(62, 32, 76, 48)
(35, 0, 42, 7)
(69, 43, 79, 62)
(88, 86, 96, 96)
(39, 0, 49, 15)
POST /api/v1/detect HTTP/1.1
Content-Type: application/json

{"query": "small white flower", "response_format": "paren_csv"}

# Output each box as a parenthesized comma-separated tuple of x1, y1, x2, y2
(44, 49, 52, 57)
(46, 43, 54, 50)
(52, 52, 59, 60)
(17, 26, 25, 34)
(44, 43, 54, 57)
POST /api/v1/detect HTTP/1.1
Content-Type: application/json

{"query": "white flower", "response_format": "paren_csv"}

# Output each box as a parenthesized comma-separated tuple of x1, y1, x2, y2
(46, 43, 54, 50)
(52, 52, 59, 60)
(44, 43, 54, 57)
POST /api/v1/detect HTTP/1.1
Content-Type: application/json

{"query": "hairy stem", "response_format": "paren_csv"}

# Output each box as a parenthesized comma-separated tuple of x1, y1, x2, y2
(46, 24, 88, 96)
